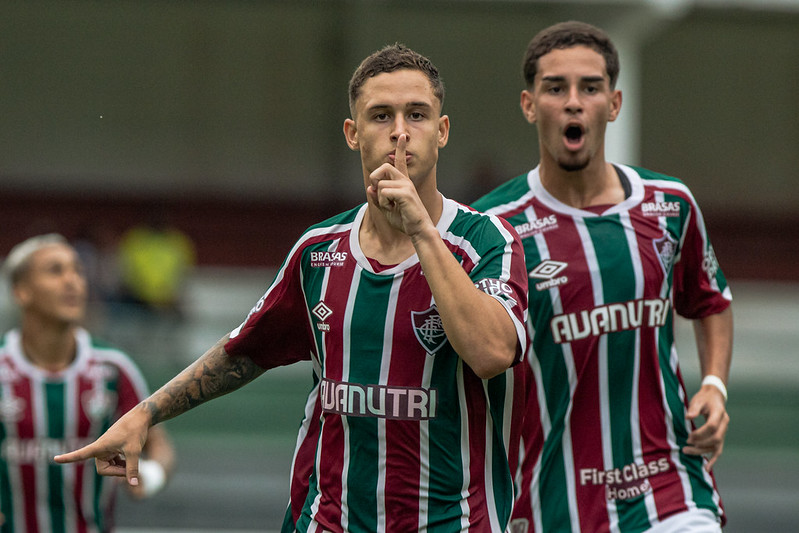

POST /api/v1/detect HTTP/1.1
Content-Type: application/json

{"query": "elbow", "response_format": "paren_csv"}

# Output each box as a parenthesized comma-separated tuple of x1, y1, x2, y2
(468, 347, 517, 380)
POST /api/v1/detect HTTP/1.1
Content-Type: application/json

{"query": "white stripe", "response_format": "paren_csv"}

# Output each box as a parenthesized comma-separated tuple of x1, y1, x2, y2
(418, 290, 437, 532)
(622, 209, 660, 526)
(456, 361, 471, 531)
(0, 346, 25, 533)
(480, 378, 501, 533)
(31, 378, 51, 533)
(63, 368, 79, 532)
(297, 241, 336, 524)
(338, 266, 362, 532)
(523, 205, 555, 533)
(663, 343, 699, 514)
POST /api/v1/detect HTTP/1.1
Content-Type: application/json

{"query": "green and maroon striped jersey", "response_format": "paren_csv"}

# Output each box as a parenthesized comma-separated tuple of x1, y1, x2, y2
(225, 197, 529, 532)
(472, 165, 731, 533)
(0, 328, 149, 533)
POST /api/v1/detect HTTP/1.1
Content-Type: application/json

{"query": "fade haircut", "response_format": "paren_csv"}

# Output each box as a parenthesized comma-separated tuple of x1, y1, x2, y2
(3, 233, 70, 286)
(522, 21, 620, 89)
(348, 43, 445, 116)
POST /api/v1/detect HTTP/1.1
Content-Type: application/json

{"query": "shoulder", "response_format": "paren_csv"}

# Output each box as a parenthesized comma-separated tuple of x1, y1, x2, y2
(78, 330, 142, 372)
(275, 205, 361, 266)
(471, 172, 532, 214)
(629, 165, 692, 194)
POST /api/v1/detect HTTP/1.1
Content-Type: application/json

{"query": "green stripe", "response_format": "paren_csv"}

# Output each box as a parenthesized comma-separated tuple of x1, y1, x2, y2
(588, 216, 650, 531)
(527, 238, 573, 530)
(45, 382, 66, 533)
(342, 270, 393, 531)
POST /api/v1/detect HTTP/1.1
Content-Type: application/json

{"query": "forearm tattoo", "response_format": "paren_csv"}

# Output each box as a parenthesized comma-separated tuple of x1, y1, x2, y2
(144, 337, 264, 425)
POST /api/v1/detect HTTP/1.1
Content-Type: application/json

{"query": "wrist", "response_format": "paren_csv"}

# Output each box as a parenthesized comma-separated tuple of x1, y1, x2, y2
(701, 374, 728, 402)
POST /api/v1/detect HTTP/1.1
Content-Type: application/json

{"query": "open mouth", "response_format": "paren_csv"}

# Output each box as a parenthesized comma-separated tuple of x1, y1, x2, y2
(565, 125, 584, 142)
(564, 124, 585, 150)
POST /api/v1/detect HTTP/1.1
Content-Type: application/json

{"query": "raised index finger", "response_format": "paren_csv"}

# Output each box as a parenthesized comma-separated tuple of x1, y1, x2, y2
(393, 133, 408, 177)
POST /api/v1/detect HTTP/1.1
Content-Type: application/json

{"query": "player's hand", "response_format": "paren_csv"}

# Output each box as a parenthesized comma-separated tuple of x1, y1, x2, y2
(367, 134, 433, 237)
(54, 405, 151, 487)
(683, 385, 729, 471)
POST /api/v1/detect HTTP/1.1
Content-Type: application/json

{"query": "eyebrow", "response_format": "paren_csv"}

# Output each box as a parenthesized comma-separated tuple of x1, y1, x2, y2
(541, 75, 606, 83)
(366, 101, 434, 113)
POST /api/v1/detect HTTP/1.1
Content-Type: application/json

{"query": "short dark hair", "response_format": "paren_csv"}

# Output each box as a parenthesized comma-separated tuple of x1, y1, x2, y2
(348, 43, 445, 115)
(522, 21, 620, 89)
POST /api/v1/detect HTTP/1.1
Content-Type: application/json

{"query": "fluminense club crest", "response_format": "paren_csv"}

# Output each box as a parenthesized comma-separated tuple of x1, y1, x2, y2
(411, 306, 448, 355)
(653, 232, 677, 275)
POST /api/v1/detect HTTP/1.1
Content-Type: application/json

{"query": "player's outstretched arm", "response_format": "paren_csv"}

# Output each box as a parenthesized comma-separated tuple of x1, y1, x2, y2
(55, 335, 266, 486)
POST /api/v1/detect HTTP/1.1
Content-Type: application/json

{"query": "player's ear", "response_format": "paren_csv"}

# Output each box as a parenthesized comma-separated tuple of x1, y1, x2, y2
(520, 89, 536, 124)
(12, 283, 31, 308)
(437, 115, 450, 148)
(343, 118, 359, 151)
(608, 89, 622, 122)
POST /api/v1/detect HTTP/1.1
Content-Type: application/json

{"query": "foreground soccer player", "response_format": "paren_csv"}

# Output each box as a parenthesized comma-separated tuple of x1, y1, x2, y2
(56, 44, 529, 532)
(1, 234, 174, 532)
(473, 21, 733, 533)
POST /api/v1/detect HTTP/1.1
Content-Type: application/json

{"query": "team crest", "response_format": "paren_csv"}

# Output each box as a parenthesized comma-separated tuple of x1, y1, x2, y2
(0, 395, 25, 423)
(411, 306, 448, 355)
(653, 232, 677, 275)
(81, 389, 117, 421)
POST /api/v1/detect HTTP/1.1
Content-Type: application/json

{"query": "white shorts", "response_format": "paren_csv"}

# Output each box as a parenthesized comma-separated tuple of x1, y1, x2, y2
(645, 508, 721, 532)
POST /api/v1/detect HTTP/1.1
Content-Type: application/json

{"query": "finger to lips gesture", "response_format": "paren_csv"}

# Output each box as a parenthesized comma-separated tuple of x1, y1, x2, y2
(368, 134, 430, 236)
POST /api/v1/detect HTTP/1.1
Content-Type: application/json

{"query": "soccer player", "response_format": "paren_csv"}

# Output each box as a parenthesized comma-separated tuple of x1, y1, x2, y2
(56, 44, 529, 532)
(471, 21, 733, 533)
(0, 234, 175, 532)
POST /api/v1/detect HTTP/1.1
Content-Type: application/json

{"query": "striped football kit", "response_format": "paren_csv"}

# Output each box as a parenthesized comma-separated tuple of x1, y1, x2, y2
(225, 196, 529, 532)
(0, 328, 149, 533)
(472, 165, 732, 533)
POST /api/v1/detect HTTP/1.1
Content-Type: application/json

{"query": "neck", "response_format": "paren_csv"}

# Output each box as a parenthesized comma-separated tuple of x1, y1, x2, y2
(539, 158, 624, 209)
(361, 185, 442, 266)
(20, 318, 78, 372)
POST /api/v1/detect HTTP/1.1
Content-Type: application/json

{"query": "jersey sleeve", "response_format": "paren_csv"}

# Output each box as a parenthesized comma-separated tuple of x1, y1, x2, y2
(462, 214, 529, 365)
(224, 245, 314, 370)
(673, 193, 732, 319)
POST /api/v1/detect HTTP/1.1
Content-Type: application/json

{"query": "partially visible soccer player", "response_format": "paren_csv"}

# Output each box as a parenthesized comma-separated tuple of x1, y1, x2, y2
(472, 21, 733, 533)
(1, 234, 175, 532)
(56, 44, 529, 532)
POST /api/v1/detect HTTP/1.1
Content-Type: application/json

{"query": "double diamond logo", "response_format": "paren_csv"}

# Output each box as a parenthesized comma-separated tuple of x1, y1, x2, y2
(529, 260, 567, 280)
(312, 301, 333, 322)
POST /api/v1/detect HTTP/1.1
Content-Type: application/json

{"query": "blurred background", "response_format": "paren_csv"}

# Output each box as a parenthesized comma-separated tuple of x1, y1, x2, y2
(0, 0, 797, 531)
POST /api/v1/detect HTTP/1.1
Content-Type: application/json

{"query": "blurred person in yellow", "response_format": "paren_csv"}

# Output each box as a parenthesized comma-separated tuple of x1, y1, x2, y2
(118, 211, 196, 319)
(0, 233, 175, 532)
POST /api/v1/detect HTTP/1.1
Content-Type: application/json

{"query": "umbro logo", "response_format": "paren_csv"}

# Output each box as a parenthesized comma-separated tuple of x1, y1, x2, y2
(313, 301, 333, 332)
(529, 260, 567, 280)
(529, 260, 568, 291)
